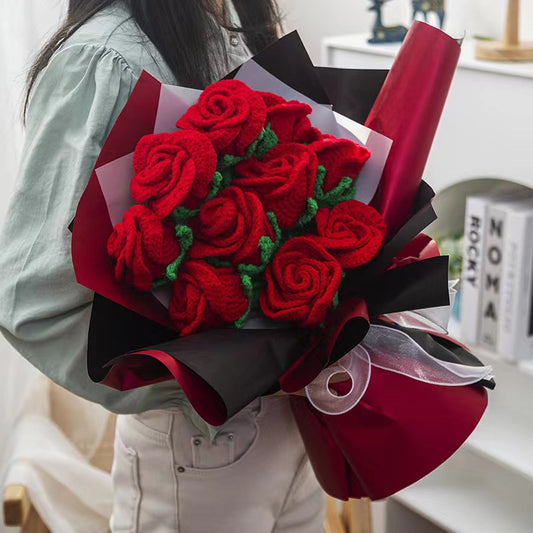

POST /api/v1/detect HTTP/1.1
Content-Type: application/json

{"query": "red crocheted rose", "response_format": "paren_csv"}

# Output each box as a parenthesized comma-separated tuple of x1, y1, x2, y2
(259, 92, 322, 144)
(131, 130, 217, 219)
(309, 137, 370, 193)
(189, 186, 274, 266)
(107, 205, 180, 291)
(314, 200, 386, 269)
(168, 261, 248, 335)
(176, 80, 267, 156)
(234, 143, 318, 229)
(260, 237, 342, 327)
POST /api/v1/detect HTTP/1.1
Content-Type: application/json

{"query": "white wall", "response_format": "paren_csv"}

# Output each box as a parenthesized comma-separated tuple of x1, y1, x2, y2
(278, 0, 533, 64)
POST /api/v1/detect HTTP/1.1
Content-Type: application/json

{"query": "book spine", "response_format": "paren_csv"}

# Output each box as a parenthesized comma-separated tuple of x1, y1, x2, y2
(513, 213, 533, 361)
(460, 197, 487, 345)
(498, 210, 526, 360)
(479, 203, 506, 352)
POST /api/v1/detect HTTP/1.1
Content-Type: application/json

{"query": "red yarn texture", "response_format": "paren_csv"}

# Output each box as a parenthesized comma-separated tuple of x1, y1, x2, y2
(234, 143, 318, 229)
(314, 201, 386, 269)
(259, 92, 322, 144)
(176, 80, 267, 156)
(107, 205, 181, 291)
(168, 261, 248, 335)
(131, 130, 217, 218)
(260, 236, 342, 327)
(189, 186, 274, 266)
(309, 137, 371, 193)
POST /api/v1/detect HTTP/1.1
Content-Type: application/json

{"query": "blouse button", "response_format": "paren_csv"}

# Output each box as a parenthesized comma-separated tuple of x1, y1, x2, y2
(176, 466, 186, 473)
(230, 35, 240, 47)
(193, 438, 202, 446)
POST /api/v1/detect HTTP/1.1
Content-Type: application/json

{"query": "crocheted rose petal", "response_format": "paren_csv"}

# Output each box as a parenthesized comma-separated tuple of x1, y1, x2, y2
(234, 143, 318, 229)
(176, 79, 267, 156)
(168, 261, 249, 336)
(314, 201, 386, 269)
(260, 236, 342, 327)
(258, 91, 319, 144)
(189, 187, 274, 266)
(131, 130, 217, 219)
(107, 205, 181, 291)
(309, 137, 371, 193)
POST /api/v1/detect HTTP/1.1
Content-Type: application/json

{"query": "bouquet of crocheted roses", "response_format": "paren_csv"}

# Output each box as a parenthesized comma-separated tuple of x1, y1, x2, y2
(106, 78, 387, 336)
(71, 24, 494, 500)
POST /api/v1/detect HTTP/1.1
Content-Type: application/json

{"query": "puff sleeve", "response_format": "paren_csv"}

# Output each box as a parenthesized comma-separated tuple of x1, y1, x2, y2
(0, 44, 185, 413)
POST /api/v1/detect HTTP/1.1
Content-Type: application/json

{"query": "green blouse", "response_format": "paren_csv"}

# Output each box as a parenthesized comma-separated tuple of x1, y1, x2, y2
(0, 4, 250, 436)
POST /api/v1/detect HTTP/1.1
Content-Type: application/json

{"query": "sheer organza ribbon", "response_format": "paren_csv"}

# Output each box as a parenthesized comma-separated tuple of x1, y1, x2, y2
(306, 324, 494, 415)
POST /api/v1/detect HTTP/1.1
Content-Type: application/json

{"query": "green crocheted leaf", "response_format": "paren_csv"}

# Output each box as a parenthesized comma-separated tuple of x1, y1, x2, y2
(319, 176, 356, 208)
(254, 124, 278, 160)
(313, 165, 357, 208)
(216, 126, 278, 172)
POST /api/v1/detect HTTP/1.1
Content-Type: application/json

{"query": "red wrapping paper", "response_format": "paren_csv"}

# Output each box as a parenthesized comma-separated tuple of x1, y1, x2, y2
(366, 22, 461, 235)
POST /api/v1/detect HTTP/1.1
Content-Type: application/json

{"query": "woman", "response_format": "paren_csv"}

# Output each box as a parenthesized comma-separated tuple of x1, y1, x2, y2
(0, 1, 325, 531)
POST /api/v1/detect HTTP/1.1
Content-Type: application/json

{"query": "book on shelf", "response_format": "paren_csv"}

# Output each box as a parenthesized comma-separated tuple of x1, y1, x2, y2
(461, 195, 489, 345)
(478, 201, 506, 352)
(461, 192, 533, 359)
(496, 197, 533, 361)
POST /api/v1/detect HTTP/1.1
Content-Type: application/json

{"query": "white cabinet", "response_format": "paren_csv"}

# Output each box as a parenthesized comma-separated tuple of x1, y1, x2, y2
(322, 33, 533, 533)
(322, 35, 533, 193)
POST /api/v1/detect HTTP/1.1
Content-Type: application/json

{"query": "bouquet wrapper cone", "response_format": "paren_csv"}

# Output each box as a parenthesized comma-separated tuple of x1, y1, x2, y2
(291, 370, 487, 501)
(365, 21, 461, 235)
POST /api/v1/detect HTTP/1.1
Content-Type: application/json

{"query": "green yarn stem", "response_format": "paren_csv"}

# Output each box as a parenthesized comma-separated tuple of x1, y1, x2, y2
(258, 211, 282, 266)
(216, 125, 278, 171)
(165, 225, 193, 282)
(219, 167, 234, 190)
(314, 165, 357, 208)
(234, 273, 255, 329)
(331, 291, 339, 310)
(170, 205, 200, 224)
(267, 211, 282, 244)
(206, 257, 232, 268)
(205, 171, 224, 201)
(170, 170, 227, 225)
(237, 261, 265, 277)
(321, 176, 356, 207)
(151, 278, 169, 290)
(295, 198, 318, 228)
(218, 153, 242, 172)
(233, 212, 281, 282)
(313, 165, 327, 201)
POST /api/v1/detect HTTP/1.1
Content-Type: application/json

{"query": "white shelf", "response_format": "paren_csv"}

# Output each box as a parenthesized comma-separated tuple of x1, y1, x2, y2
(444, 340, 533, 482)
(394, 448, 533, 533)
(322, 34, 533, 79)
(466, 407, 533, 482)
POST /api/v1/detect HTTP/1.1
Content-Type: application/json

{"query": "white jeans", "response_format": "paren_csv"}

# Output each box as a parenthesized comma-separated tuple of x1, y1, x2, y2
(111, 396, 325, 532)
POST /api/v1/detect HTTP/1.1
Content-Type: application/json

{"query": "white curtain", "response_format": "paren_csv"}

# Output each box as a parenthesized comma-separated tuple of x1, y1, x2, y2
(0, 2, 113, 532)
(0, 0, 67, 216)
